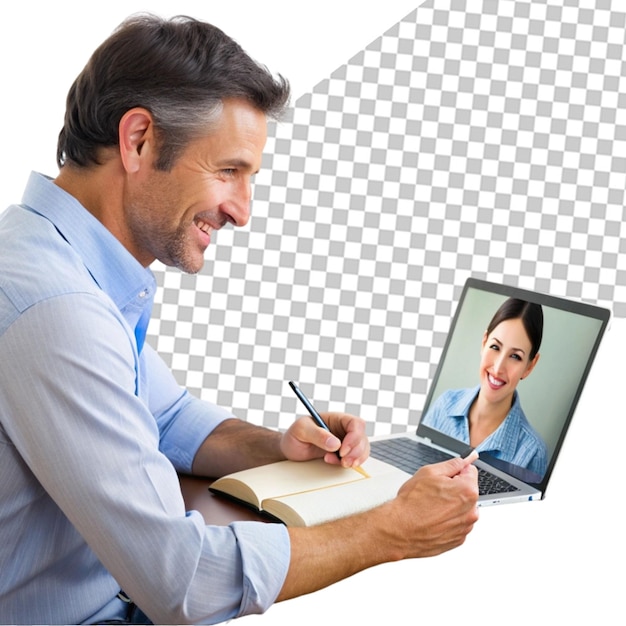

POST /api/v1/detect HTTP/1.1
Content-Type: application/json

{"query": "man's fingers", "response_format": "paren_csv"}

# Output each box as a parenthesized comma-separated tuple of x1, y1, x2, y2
(428, 450, 478, 478)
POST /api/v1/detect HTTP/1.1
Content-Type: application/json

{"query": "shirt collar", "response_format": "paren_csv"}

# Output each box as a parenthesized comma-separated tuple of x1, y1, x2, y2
(21, 172, 156, 314)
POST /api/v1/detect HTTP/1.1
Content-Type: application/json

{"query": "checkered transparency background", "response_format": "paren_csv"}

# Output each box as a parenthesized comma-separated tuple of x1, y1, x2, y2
(148, 0, 626, 435)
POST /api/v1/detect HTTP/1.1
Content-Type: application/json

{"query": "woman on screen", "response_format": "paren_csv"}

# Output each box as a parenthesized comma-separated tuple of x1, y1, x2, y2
(423, 298, 548, 477)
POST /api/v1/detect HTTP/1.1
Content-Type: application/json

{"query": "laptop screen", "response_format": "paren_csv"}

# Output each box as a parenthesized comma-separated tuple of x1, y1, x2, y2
(417, 278, 610, 493)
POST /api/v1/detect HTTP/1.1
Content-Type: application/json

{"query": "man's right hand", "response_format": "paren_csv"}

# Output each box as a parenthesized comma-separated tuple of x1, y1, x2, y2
(279, 451, 479, 601)
(384, 451, 480, 560)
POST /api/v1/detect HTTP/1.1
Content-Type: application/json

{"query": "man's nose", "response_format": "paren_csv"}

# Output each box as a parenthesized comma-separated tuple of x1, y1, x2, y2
(223, 179, 251, 227)
(222, 201, 250, 227)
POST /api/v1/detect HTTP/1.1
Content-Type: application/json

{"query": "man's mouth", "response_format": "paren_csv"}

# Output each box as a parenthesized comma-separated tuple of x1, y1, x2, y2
(194, 217, 212, 234)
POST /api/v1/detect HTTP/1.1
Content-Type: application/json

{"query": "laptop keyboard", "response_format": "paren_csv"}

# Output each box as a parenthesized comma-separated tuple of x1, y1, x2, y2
(369, 437, 520, 496)
(370, 437, 454, 471)
(477, 470, 520, 495)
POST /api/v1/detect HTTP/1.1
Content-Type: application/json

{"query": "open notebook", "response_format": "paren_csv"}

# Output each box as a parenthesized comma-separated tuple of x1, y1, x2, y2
(370, 277, 610, 506)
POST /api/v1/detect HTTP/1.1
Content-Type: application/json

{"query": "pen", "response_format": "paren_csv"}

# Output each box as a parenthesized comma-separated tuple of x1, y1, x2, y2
(288, 381, 369, 478)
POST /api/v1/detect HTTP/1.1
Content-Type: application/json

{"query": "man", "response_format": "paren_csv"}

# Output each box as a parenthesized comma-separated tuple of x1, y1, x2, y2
(0, 14, 478, 624)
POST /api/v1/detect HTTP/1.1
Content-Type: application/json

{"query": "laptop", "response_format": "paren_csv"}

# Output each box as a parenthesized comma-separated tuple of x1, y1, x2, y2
(369, 277, 610, 506)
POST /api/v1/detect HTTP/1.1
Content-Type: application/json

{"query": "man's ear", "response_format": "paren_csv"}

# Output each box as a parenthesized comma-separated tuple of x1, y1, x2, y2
(118, 108, 154, 174)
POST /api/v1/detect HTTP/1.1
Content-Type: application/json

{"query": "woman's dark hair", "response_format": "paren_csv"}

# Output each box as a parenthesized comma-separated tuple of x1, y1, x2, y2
(57, 14, 290, 170)
(486, 298, 543, 360)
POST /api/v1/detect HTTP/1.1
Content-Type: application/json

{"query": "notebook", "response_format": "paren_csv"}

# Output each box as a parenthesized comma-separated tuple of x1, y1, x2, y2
(369, 277, 610, 506)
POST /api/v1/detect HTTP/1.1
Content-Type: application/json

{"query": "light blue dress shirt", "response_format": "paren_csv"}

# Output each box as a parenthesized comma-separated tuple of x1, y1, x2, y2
(423, 386, 548, 477)
(0, 172, 290, 624)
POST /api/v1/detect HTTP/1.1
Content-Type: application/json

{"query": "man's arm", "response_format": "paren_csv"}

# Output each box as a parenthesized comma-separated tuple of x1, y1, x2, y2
(1, 296, 291, 623)
(191, 411, 370, 477)
(192, 412, 478, 601)
(191, 418, 284, 476)
(278, 453, 479, 600)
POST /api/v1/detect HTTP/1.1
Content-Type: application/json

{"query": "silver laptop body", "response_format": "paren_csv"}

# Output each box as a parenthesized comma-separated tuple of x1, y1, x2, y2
(370, 277, 610, 506)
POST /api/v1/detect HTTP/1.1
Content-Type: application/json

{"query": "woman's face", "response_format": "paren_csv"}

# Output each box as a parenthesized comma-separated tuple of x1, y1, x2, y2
(479, 318, 539, 405)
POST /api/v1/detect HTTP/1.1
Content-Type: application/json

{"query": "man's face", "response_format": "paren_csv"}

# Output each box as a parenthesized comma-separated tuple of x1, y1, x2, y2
(122, 98, 267, 273)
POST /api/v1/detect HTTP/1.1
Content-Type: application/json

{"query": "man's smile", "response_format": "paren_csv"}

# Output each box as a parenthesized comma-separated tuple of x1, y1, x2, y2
(194, 217, 212, 234)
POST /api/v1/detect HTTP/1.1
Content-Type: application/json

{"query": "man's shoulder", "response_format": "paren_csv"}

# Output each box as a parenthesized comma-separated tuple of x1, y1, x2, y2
(0, 205, 104, 328)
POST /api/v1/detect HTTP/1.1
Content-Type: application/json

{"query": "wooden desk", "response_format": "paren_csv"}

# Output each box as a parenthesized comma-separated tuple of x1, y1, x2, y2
(179, 474, 270, 525)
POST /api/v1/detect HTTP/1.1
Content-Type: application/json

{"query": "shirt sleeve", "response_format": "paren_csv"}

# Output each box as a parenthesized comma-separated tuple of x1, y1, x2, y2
(0, 292, 290, 624)
(141, 343, 235, 473)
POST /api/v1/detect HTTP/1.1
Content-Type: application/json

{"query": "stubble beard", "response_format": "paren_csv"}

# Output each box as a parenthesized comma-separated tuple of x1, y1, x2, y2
(125, 180, 206, 275)
(159, 221, 206, 274)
